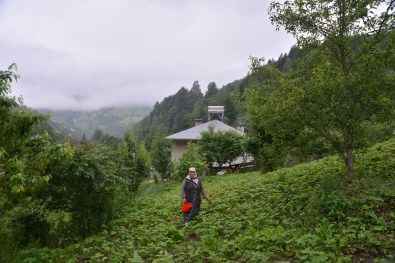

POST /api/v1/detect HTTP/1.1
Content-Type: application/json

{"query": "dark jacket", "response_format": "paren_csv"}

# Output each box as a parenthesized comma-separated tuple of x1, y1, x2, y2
(181, 176, 208, 203)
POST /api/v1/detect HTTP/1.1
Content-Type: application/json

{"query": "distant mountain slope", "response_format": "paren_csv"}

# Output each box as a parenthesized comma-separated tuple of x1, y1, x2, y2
(133, 45, 302, 143)
(133, 79, 249, 142)
(39, 106, 152, 139)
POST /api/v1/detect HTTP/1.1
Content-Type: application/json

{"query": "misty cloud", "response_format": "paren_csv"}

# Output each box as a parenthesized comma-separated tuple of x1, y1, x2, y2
(0, 0, 295, 110)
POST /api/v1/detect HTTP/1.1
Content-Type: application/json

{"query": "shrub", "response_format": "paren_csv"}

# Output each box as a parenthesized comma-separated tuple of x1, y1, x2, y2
(175, 142, 208, 180)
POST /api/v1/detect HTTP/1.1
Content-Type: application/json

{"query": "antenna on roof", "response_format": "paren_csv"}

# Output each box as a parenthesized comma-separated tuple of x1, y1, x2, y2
(208, 106, 224, 121)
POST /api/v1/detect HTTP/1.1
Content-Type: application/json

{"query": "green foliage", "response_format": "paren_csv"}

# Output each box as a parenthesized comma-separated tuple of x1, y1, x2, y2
(267, 45, 302, 72)
(199, 126, 244, 167)
(151, 134, 173, 181)
(134, 80, 247, 143)
(99, 133, 123, 148)
(1, 134, 72, 256)
(15, 138, 395, 262)
(0, 63, 19, 104)
(134, 85, 204, 142)
(0, 69, 151, 256)
(204, 82, 219, 98)
(0, 65, 52, 255)
(175, 142, 208, 180)
(122, 131, 151, 194)
(90, 129, 104, 142)
(313, 174, 351, 221)
(246, 0, 395, 179)
(0, 106, 47, 158)
(48, 143, 123, 238)
(355, 138, 395, 179)
(30, 115, 69, 144)
(1, 130, 151, 256)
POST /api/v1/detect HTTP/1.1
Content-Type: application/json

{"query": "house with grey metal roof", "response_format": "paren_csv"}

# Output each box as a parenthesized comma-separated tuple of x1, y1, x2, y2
(166, 106, 248, 163)
(166, 119, 244, 160)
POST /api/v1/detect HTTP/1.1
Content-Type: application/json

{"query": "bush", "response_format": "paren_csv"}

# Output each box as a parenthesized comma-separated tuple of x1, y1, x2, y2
(175, 142, 208, 180)
(47, 144, 123, 238)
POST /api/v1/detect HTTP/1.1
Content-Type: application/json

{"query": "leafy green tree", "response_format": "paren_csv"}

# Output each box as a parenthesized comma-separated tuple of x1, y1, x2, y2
(0, 65, 69, 251)
(175, 142, 208, 180)
(0, 65, 46, 157)
(46, 143, 122, 238)
(100, 133, 123, 148)
(191, 80, 202, 94)
(248, 0, 395, 179)
(205, 82, 219, 98)
(151, 134, 172, 181)
(0, 64, 47, 207)
(30, 116, 67, 144)
(80, 134, 88, 144)
(134, 85, 204, 141)
(1, 132, 74, 249)
(199, 127, 244, 168)
(90, 129, 104, 142)
(122, 130, 150, 194)
(136, 144, 151, 179)
(198, 128, 216, 168)
(36, 131, 147, 242)
(221, 94, 238, 125)
(243, 124, 279, 171)
(0, 65, 152, 253)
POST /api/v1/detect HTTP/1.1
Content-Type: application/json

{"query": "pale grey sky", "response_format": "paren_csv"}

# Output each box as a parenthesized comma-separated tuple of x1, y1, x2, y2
(0, 0, 295, 110)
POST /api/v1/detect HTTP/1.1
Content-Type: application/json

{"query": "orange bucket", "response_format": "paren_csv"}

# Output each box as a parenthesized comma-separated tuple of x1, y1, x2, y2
(182, 200, 192, 212)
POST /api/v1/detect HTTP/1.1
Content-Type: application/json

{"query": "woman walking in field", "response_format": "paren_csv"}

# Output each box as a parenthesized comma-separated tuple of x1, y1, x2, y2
(181, 167, 211, 223)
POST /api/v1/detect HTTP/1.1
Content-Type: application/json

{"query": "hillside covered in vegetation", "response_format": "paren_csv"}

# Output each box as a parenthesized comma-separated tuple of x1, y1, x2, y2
(132, 79, 249, 143)
(16, 138, 395, 262)
(40, 106, 152, 139)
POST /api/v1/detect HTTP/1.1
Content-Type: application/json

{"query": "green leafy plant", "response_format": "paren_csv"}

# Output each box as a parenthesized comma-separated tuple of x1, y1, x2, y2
(199, 126, 244, 168)
(175, 142, 208, 180)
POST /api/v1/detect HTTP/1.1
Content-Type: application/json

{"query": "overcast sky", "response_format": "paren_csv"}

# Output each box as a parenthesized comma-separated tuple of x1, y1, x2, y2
(0, 0, 295, 110)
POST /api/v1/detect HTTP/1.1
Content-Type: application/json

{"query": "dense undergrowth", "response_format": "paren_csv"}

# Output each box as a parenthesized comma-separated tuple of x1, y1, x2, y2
(15, 138, 395, 262)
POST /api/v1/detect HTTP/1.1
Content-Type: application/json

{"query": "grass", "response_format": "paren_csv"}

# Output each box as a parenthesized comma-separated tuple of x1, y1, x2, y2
(16, 138, 395, 262)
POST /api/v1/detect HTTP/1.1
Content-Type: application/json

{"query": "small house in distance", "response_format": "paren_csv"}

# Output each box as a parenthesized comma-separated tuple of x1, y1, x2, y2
(166, 106, 252, 168)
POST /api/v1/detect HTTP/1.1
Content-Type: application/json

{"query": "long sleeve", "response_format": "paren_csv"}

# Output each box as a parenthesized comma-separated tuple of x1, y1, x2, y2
(200, 182, 208, 199)
(181, 179, 186, 198)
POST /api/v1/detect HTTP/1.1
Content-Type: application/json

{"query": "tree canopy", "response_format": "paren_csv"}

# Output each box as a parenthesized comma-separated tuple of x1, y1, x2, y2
(199, 126, 244, 168)
(245, 0, 395, 178)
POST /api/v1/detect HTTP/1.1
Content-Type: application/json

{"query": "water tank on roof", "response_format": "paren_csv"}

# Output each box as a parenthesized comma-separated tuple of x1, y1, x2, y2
(208, 106, 224, 121)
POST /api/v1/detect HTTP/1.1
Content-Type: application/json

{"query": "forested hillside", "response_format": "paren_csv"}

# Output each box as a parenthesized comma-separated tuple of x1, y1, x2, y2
(133, 79, 249, 143)
(132, 46, 302, 145)
(40, 106, 152, 139)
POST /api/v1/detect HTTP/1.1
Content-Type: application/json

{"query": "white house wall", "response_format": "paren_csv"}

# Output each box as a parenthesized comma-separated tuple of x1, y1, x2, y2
(171, 140, 196, 160)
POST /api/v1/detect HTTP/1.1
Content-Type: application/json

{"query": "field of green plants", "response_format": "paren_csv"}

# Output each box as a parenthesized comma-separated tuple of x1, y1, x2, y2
(18, 138, 395, 262)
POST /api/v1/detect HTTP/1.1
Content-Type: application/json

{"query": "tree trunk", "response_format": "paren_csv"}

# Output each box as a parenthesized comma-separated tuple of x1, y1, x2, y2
(345, 133, 354, 180)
